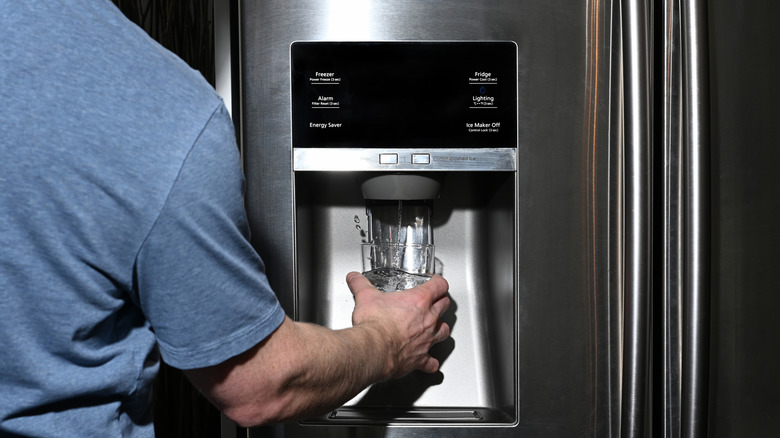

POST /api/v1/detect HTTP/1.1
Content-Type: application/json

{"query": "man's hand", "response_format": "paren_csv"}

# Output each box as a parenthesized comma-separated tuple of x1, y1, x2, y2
(346, 272, 451, 378)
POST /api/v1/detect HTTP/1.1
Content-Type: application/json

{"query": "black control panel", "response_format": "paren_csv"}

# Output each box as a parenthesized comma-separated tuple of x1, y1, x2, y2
(291, 42, 517, 149)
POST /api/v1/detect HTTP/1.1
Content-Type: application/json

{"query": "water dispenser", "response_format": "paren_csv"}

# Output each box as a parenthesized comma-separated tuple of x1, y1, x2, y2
(291, 42, 518, 424)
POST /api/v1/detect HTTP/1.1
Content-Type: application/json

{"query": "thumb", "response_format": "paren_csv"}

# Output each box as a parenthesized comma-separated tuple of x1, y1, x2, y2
(346, 271, 377, 297)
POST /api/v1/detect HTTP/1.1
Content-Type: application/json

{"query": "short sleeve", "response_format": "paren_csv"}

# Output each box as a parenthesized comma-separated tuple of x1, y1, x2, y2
(134, 103, 285, 370)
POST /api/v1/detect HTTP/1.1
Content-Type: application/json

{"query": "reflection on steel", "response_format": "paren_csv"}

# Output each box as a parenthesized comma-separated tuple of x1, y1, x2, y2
(681, 0, 711, 436)
(620, 0, 652, 437)
(662, 0, 684, 436)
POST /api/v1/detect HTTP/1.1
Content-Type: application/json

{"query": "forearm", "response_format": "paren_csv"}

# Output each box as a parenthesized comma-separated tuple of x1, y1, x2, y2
(185, 273, 450, 428)
(186, 316, 393, 427)
(254, 319, 392, 422)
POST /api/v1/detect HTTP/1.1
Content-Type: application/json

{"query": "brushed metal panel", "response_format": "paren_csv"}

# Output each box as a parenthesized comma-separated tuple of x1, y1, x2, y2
(293, 148, 517, 171)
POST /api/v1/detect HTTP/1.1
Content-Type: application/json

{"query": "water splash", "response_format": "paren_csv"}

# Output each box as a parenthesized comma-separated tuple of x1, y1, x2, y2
(354, 214, 367, 241)
(363, 268, 432, 292)
(394, 200, 403, 267)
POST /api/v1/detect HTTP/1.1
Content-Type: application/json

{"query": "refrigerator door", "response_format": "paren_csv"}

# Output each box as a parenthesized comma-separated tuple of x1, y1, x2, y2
(660, 0, 780, 437)
(223, 0, 622, 436)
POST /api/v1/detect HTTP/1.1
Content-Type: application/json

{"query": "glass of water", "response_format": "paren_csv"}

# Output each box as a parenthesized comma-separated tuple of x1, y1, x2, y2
(361, 243, 434, 292)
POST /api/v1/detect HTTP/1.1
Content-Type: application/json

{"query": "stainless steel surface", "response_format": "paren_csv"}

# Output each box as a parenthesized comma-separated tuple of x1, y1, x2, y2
(235, 0, 619, 436)
(680, 0, 711, 437)
(620, 0, 653, 436)
(607, 2, 625, 436)
(293, 148, 516, 172)
(214, 0, 236, 115)
(661, 1, 712, 436)
(661, 0, 684, 436)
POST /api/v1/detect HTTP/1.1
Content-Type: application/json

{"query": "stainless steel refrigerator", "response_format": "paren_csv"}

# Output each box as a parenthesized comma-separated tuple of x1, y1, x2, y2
(213, 0, 780, 436)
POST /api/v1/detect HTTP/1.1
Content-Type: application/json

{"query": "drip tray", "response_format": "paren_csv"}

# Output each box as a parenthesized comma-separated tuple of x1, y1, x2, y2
(302, 407, 514, 425)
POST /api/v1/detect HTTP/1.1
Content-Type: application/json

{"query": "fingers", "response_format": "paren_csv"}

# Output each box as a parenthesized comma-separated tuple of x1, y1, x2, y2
(414, 275, 451, 319)
(418, 275, 450, 302)
(409, 321, 450, 375)
(434, 320, 451, 343)
(430, 294, 450, 319)
(419, 356, 440, 374)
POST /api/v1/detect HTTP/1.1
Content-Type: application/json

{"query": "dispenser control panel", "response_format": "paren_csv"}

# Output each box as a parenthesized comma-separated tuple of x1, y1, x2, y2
(291, 41, 517, 149)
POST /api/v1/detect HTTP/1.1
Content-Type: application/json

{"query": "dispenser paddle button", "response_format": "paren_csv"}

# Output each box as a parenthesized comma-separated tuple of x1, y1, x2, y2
(412, 153, 431, 165)
(379, 153, 398, 164)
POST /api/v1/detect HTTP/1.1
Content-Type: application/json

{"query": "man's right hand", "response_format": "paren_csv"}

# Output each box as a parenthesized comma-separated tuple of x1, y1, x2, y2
(346, 272, 451, 378)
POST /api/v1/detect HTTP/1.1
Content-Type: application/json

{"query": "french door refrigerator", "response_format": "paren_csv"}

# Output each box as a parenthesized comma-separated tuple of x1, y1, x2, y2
(213, 0, 780, 436)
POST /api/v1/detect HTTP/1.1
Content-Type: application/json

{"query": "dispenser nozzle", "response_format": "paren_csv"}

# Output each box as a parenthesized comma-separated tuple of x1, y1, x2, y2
(359, 173, 441, 200)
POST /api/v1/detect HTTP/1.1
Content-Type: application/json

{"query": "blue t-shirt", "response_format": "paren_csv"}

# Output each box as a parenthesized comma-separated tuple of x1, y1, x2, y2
(0, 2, 285, 436)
